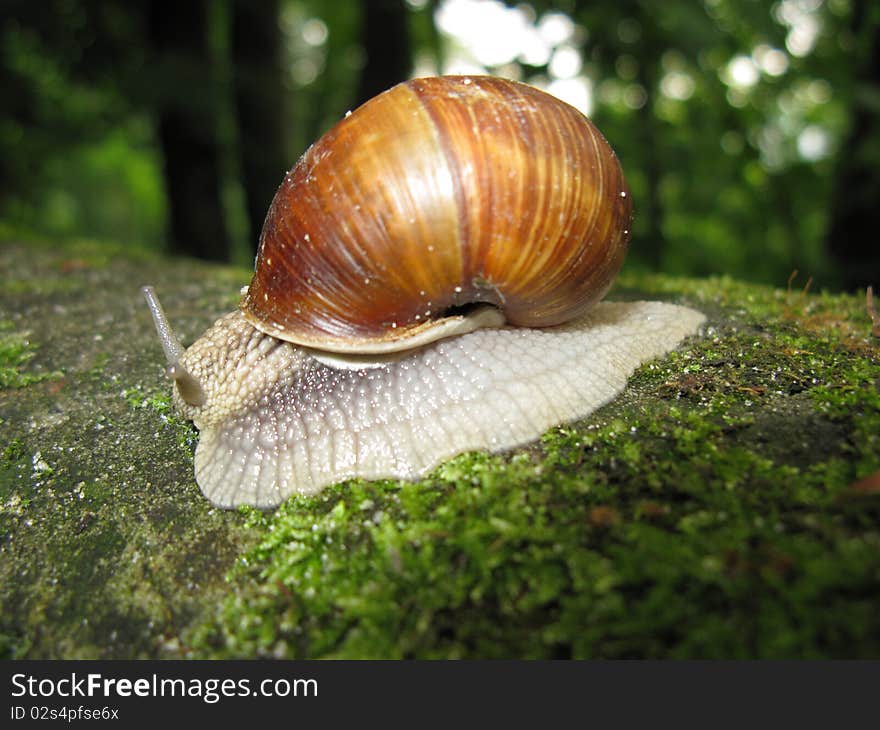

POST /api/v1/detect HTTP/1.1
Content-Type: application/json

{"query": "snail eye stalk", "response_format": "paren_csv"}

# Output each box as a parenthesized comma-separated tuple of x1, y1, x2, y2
(142, 286, 206, 407)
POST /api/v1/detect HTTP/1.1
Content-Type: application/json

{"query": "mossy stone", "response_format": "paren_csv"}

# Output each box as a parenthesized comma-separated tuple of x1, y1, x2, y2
(1, 237, 877, 658)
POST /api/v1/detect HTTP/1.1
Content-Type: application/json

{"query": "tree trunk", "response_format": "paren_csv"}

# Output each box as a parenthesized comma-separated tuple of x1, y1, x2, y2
(825, 0, 880, 291)
(636, 54, 666, 269)
(149, 0, 230, 261)
(355, 0, 412, 106)
(232, 0, 286, 253)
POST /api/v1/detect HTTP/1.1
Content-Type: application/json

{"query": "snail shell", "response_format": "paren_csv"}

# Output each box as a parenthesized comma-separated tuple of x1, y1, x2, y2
(143, 76, 705, 509)
(242, 75, 632, 353)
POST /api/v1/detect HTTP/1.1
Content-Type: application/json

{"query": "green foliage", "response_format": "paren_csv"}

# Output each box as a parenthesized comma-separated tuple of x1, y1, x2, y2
(564, 0, 853, 287)
(0, 0, 870, 286)
(2, 122, 167, 250)
(1, 1, 164, 248)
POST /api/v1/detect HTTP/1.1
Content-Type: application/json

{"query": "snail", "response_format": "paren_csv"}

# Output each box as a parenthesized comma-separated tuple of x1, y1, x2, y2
(143, 75, 705, 508)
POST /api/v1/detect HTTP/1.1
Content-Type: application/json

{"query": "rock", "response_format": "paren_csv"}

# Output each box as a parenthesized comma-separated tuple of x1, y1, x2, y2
(1, 238, 878, 658)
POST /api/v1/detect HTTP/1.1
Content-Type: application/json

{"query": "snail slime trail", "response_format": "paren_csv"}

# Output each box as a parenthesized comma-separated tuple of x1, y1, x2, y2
(143, 76, 705, 508)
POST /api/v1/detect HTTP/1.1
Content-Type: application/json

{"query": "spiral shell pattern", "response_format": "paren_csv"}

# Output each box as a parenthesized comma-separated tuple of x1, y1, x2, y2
(242, 76, 632, 353)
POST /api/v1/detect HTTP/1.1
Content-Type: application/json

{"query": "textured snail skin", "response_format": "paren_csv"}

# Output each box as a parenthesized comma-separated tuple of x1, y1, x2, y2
(242, 76, 632, 353)
(173, 302, 705, 508)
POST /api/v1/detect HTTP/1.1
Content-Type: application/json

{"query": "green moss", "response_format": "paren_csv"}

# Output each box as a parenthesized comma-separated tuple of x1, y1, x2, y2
(0, 322, 63, 389)
(3, 438, 26, 462)
(0, 438, 29, 503)
(123, 385, 173, 415)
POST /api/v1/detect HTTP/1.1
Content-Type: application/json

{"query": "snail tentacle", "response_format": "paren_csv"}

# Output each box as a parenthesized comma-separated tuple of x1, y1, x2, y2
(142, 286, 206, 407)
(165, 363, 207, 407)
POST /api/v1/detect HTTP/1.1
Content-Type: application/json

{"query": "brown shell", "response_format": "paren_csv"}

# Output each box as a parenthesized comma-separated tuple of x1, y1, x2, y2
(241, 75, 632, 353)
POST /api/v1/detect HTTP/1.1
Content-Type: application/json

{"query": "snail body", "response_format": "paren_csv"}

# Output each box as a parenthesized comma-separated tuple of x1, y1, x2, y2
(143, 76, 704, 508)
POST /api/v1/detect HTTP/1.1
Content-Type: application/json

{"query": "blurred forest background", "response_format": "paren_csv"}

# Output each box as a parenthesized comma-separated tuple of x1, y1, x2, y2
(1, 0, 877, 291)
